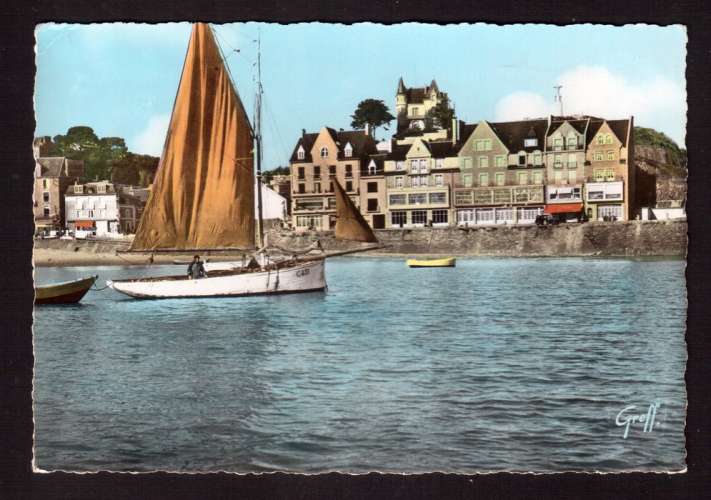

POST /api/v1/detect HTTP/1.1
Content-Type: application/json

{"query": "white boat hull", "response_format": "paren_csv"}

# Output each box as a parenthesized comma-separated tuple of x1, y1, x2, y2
(107, 259, 326, 299)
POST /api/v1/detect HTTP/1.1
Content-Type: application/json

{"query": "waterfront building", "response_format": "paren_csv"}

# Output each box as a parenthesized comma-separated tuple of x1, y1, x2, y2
(256, 181, 288, 222)
(289, 127, 377, 231)
(583, 117, 635, 221)
(454, 120, 546, 226)
(33, 156, 85, 232)
(360, 152, 388, 229)
(543, 116, 590, 219)
(395, 78, 450, 142)
(64, 181, 120, 235)
(383, 125, 462, 228)
(268, 174, 292, 215)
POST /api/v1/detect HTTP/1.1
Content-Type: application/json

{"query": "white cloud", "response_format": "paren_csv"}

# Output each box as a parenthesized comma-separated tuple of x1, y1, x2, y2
(132, 114, 170, 156)
(495, 65, 686, 146)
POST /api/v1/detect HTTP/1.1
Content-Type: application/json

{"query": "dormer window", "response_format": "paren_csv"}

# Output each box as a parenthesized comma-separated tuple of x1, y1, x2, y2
(524, 138, 538, 148)
(344, 143, 353, 158)
(320, 147, 329, 158)
(368, 160, 376, 175)
(297, 145, 305, 160)
(73, 184, 83, 194)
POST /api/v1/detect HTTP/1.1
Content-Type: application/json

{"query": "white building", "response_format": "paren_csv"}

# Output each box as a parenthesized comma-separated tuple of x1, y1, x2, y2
(256, 181, 287, 221)
(64, 181, 120, 236)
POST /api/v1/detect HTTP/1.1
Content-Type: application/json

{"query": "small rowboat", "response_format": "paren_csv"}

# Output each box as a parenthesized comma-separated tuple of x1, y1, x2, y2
(35, 275, 97, 305)
(407, 257, 456, 268)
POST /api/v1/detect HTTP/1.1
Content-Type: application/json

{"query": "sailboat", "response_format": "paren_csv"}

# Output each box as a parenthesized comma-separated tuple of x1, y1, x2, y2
(107, 23, 376, 299)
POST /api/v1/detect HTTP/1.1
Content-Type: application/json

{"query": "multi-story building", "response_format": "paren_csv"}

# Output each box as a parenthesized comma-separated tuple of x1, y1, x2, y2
(454, 120, 546, 226)
(583, 117, 635, 221)
(395, 78, 449, 138)
(383, 126, 461, 228)
(33, 156, 84, 232)
(543, 116, 589, 219)
(268, 174, 292, 215)
(115, 184, 149, 234)
(289, 127, 377, 231)
(64, 181, 120, 235)
(360, 152, 388, 229)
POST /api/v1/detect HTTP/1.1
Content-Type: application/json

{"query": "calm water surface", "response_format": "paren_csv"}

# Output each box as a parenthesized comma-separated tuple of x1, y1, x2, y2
(33, 257, 687, 473)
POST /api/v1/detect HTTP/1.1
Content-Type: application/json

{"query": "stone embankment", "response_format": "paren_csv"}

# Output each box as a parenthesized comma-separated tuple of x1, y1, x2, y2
(268, 220, 687, 258)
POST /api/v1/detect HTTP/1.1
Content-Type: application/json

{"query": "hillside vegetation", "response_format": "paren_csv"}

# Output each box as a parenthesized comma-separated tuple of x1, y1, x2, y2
(634, 126, 687, 177)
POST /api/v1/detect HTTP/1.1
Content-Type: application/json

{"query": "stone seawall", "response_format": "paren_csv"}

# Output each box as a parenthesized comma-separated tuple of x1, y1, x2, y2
(268, 220, 687, 257)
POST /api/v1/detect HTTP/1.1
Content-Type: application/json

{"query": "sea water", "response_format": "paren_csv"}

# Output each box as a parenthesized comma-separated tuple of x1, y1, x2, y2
(33, 257, 687, 472)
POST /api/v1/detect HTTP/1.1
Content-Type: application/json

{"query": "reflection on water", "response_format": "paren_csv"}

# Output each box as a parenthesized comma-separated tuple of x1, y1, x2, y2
(33, 257, 686, 472)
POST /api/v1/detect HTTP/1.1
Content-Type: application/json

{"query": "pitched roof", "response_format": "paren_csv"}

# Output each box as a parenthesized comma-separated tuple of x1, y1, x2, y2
(386, 143, 411, 162)
(289, 129, 377, 163)
(607, 119, 631, 146)
(36, 157, 66, 177)
(489, 119, 548, 152)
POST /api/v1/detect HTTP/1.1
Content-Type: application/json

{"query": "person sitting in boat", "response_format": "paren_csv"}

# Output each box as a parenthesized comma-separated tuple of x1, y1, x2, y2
(187, 255, 207, 279)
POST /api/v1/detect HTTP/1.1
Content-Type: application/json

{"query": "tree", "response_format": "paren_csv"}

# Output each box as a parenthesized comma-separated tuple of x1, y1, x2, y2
(425, 95, 455, 131)
(111, 153, 160, 187)
(49, 126, 128, 182)
(263, 166, 290, 184)
(350, 99, 395, 139)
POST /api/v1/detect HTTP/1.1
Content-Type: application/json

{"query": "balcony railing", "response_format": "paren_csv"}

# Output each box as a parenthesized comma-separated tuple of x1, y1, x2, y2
(387, 177, 446, 189)
(360, 167, 385, 177)
(585, 175, 624, 183)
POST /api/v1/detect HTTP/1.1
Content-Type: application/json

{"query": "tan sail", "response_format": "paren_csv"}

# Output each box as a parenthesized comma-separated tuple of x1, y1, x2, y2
(333, 179, 378, 243)
(131, 23, 255, 251)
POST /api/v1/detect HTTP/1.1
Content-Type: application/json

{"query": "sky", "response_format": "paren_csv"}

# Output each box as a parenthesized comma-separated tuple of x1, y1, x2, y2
(35, 23, 687, 170)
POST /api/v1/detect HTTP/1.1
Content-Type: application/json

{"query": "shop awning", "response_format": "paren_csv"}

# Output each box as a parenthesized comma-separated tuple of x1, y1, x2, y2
(74, 220, 95, 229)
(545, 203, 583, 214)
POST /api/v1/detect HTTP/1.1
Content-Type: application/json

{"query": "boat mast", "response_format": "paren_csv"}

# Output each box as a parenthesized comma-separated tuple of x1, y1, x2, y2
(254, 30, 265, 248)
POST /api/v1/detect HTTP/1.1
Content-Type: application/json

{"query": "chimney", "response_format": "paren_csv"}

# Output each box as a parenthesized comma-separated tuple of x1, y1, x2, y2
(301, 128, 306, 139)
(451, 118, 460, 145)
(365, 123, 371, 137)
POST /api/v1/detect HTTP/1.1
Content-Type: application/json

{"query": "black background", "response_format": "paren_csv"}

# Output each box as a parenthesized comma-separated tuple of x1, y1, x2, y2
(1, 1, 709, 498)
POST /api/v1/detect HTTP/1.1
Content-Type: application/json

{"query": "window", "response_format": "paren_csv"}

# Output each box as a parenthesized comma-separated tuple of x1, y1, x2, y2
(412, 210, 427, 225)
(594, 151, 603, 161)
(320, 147, 329, 158)
(43, 192, 49, 202)
(568, 156, 577, 169)
(462, 174, 473, 187)
(518, 172, 527, 185)
(533, 171, 543, 184)
(429, 192, 446, 204)
(554, 154, 563, 168)
(345, 165, 353, 178)
(409, 193, 427, 205)
(419, 159, 428, 172)
(518, 154, 526, 166)
(524, 138, 538, 148)
(314, 182, 321, 193)
(533, 153, 542, 166)
(435, 158, 444, 169)
(297, 146, 305, 160)
(73, 184, 83, 194)
(493, 188, 511, 204)
(298, 183, 305, 194)
(314, 166, 321, 178)
(412, 107, 419, 117)
(434, 174, 443, 186)
(599, 205, 622, 219)
(43, 179, 49, 189)
(410, 160, 419, 173)
(432, 209, 448, 224)
(605, 134, 613, 145)
(495, 155, 506, 167)
(412, 176, 421, 187)
(474, 139, 492, 151)
(367, 182, 378, 193)
(298, 167, 305, 180)
(328, 182, 333, 192)
(43, 208, 50, 217)
(296, 215, 322, 229)
(596, 135, 605, 145)
(367, 199, 378, 212)
(97, 184, 106, 194)
(345, 181, 353, 192)
(329, 165, 336, 176)
(495, 173, 505, 186)
(327, 197, 336, 208)
(395, 176, 404, 188)
(88, 210, 94, 218)
(607, 150, 615, 161)
(554, 138, 563, 151)
(484, 139, 492, 150)
(389, 194, 406, 205)
(368, 162, 377, 175)
(344, 143, 353, 157)
(396, 161, 405, 171)
(391, 211, 406, 226)
(567, 134, 577, 150)
(455, 191, 473, 205)
(479, 173, 489, 186)
(461, 157, 473, 169)
(478, 156, 489, 168)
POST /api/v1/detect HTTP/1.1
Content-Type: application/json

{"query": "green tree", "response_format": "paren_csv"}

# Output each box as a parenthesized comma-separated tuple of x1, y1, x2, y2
(425, 95, 455, 130)
(350, 99, 395, 139)
(111, 152, 160, 187)
(50, 126, 128, 181)
(263, 166, 290, 184)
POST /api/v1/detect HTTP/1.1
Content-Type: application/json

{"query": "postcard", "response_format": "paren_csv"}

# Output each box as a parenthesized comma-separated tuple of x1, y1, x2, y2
(32, 21, 687, 474)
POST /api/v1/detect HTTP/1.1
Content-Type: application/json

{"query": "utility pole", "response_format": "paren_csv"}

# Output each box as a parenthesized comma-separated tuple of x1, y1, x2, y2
(554, 85, 563, 116)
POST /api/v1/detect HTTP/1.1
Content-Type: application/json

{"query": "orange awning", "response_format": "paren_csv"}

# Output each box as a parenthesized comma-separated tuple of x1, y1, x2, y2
(74, 220, 95, 229)
(545, 203, 583, 214)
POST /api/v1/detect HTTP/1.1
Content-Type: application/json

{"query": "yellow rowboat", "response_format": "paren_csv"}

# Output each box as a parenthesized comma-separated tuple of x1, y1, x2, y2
(35, 275, 97, 305)
(407, 257, 456, 268)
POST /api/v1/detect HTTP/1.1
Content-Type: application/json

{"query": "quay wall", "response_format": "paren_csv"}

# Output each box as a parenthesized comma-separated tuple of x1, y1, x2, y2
(268, 220, 687, 257)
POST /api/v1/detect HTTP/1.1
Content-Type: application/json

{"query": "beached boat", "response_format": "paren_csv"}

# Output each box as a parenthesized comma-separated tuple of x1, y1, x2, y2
(35, 275, 97, 304)
(407, 257, 456, 268)
(109, 24, 376, 300)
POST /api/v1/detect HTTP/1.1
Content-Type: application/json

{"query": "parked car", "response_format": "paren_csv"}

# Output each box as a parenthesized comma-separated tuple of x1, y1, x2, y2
(535, 214, 564, 226)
